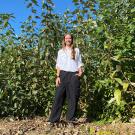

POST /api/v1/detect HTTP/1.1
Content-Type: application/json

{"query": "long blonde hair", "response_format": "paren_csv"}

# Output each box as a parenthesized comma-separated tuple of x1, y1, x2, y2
(62, 33, 76, 60)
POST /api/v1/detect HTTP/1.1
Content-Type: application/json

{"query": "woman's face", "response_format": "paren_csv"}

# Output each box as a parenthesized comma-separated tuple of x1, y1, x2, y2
(64, 34, 72, 46)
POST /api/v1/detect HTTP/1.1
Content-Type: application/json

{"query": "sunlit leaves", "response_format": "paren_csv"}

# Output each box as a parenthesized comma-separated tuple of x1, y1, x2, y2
(114, 78, 123, 86)
(123, 81, 129, 91)
(0, 14, 15, 29)
(114, 89, 121, 106)
(0, 0, 134, 121)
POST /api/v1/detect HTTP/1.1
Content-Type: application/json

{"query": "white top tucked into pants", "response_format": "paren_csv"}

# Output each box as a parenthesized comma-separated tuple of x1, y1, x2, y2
(55, 47, 84, 72)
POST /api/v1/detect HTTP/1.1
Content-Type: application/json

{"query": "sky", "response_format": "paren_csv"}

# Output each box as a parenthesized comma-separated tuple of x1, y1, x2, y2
(0, 0, 75, 35)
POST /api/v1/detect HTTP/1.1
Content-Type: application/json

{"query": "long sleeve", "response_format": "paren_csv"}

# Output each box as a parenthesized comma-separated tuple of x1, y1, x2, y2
(55, 51, 61, 69)
(77, 48, 84, 68)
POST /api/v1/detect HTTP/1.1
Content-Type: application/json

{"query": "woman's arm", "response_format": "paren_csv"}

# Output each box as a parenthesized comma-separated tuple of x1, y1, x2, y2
(55, 52, 61, 86)
(56, 67, 61, 77)
(77, 48, 84, 76)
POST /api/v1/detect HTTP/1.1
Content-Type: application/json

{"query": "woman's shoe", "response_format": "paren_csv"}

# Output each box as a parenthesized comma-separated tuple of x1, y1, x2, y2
(66, 118, 78, 124)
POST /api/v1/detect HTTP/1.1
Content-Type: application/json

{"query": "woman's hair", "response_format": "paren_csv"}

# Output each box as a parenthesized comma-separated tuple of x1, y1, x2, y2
(62, 33, 76, 60)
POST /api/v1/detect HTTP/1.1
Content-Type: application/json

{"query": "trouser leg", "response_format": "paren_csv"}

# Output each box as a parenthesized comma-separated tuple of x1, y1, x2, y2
(66, 72, 81, 121)
(48, 73, 66, 122)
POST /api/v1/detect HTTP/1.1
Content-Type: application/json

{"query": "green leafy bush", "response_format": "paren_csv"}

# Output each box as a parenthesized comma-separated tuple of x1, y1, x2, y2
(0, 0, 134, 122)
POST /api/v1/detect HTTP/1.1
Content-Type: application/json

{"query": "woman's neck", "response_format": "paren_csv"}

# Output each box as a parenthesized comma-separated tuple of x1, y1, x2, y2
(65, 45, 71, 49)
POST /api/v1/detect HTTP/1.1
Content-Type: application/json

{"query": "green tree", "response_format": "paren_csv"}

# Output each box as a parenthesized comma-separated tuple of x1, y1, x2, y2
(0, 0, 134, 122)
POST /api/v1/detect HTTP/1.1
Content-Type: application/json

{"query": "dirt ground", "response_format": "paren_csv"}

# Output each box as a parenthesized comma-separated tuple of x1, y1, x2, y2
(0, 117, 135, 135)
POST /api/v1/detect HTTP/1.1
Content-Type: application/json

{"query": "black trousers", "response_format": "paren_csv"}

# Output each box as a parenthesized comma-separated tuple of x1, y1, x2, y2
(48, 70, 81, 122)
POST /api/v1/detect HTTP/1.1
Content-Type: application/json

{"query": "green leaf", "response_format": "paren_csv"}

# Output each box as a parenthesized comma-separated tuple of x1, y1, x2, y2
(32, 8, 37, 13)
(42, 3, 47, 9)
(27, 3, 32, 8)
(123, 81, 129, 91)
(116, 65, 121, 71)
(114, 78, 123, 86)
(108, 98, 115, 104)
(32, 77, 37, 82)
(4, 21, 8, 28)
(110, 70, 117, 78)
(110, 55, 121, 62)
(46, 0, 54, 6)
(32, 83, 36, 89)
(73, 0, 78, 3)
(32, 21, 36, 26)
(131, 8, 135, 13)
(114, 89, 121, 105)
(104, 43, 111, 49)
(31, 0, 38, 6)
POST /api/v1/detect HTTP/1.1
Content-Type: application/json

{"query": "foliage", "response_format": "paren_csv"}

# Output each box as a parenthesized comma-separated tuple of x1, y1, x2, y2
(0, 0, 134, 122)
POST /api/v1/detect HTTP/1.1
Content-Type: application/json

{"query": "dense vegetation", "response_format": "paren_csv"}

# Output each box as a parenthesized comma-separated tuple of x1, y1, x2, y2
(0, 0, 134, 122)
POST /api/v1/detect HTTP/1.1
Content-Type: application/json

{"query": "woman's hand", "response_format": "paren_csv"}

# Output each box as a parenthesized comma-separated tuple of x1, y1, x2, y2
(76, 67, 83, 77)
(56, 77, 61, 87)
(75, 71, 83, 77)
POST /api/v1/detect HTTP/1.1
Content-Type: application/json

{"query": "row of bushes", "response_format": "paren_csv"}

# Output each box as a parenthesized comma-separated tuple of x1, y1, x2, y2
(0, 0, 134, 122)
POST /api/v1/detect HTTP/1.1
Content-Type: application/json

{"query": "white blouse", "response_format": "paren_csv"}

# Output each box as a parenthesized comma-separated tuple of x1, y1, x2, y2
(55, 47, 84, 72)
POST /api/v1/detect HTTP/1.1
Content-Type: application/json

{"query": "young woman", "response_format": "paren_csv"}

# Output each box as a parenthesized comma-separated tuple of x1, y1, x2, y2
(48, 33, 84, 124)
